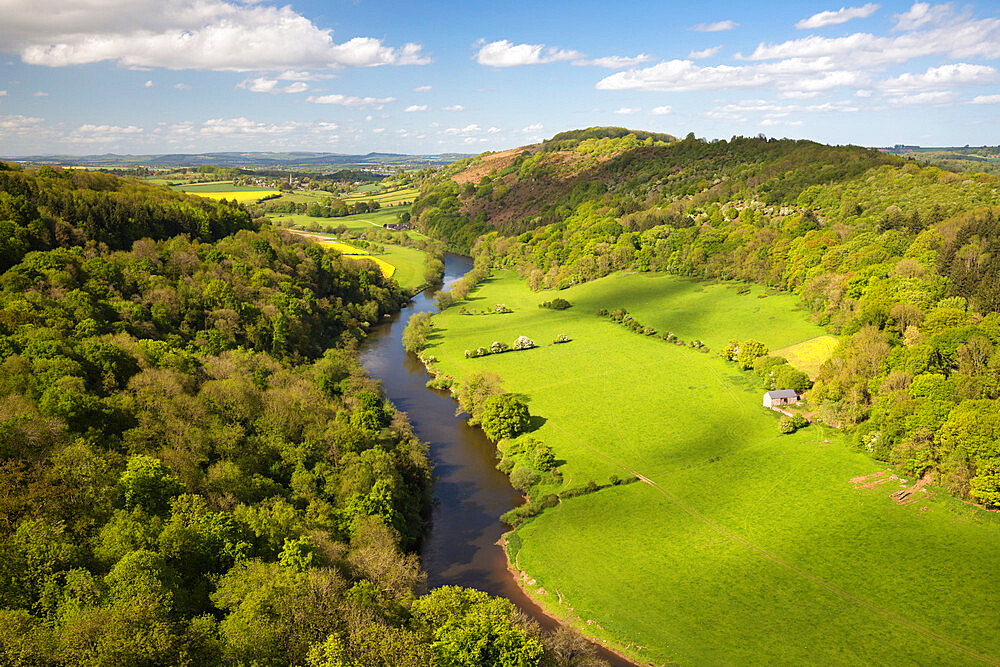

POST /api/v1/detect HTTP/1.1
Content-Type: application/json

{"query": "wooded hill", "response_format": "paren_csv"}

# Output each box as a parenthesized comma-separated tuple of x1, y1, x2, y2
(0, 165, 605, 666)
(413, 128, 1000, 508)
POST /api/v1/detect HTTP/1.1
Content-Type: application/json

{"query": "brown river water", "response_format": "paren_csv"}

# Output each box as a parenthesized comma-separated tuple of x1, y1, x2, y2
(359, 253, 634, 666)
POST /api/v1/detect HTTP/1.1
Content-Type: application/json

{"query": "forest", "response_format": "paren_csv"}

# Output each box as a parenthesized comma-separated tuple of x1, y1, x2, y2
(0, 163, 606, 666)
(412, 131, 1000, 507)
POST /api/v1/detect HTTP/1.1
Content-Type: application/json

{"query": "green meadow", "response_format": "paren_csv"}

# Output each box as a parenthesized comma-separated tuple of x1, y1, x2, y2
(343, 185, 419, 205)
(294, 229, 428, 292)
(270, 209, 430, 240)
(425, 271, 1000, 665)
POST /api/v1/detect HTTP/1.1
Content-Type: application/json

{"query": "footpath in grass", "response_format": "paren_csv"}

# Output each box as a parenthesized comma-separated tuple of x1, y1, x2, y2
(425, 270, 1000, 665)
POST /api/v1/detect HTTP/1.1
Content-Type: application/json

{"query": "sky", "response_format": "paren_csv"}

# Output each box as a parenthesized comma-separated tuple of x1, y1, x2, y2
(1, 0, 999, 155)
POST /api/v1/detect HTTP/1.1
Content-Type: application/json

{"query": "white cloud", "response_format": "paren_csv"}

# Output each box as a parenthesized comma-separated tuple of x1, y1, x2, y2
(691, 20, 738, 32)
(174, 83, 191, 90)
(855, 88, 874, 97)
(575, 54, 652, 68)
(144, 80, 153, 87)
(413, 85, 432, 92)
(306, 94, 395, 107)
(372, 128, 385, 134)
(614, 107, 640, 114)
(743, 11, 1000, 66)
(650, 105, 672, 114)
(0, 114, 44, 132)
(66, 123, 144, 144)
(779, 90, 824, 99)
(889, 90, 956, 105)
(237, 77, 307, 94)
(596, 58, 865, 93)
(2, 0, 430, 71)
(443, 123, 481, 135)
(970, 94, 1000, 104)
(404, 104, 428, 112)
(488, 126, 501, 133)
(881, 63, 1000, 92)
(688, 46, 721, 59)
(33, 91, 49, 97)
(442, 104, 465, 111)
(475, 40, 582, 67)
(276, 70, 326, 81)
(760, 118, 804, 126)
(893, 2, 951, 31)
(521, 123, 543, 132)
(796, 4, 879, 29)
(704, 99, 860, 123)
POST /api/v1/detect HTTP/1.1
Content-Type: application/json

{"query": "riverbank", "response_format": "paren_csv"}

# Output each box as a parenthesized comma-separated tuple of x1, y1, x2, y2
(420, 267, 1000, 665)
(359, 253, 635, 666)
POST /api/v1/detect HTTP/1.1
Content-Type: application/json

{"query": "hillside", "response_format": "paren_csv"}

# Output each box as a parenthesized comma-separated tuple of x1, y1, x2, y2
(414, 129, 1000, 663)
(0, 165, 605, 666)
(414, 127, 1000, 516)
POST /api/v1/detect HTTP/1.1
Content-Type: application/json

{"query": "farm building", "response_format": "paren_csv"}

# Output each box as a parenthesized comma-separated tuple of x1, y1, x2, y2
(763, 389, 799, 408)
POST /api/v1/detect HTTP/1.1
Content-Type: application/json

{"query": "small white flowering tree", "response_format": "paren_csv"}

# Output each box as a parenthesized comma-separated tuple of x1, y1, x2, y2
(512, 335, 535, 350)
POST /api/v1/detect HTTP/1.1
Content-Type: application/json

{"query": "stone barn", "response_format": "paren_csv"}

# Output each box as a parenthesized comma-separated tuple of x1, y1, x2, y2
(763, 389, 798, 408)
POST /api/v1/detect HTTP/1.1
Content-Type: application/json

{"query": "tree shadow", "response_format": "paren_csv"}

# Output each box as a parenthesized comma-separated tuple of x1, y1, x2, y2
(525, 415, 547, 433)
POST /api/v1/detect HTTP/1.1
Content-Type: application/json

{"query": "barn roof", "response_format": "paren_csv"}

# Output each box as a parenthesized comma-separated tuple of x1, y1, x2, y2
(765, 389, 798, 399)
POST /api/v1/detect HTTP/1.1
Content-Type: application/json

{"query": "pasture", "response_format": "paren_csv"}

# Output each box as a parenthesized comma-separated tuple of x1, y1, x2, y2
(342, 185, 419, 206)
(424, 271, 1000, 665)
(775, 334, 841, 378)
(270, 210, 430, 240)
(300, 233, 427, 291)
(172, 180, 280, 203)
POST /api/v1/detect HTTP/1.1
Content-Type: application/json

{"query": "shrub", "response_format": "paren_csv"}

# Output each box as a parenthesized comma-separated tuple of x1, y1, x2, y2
(539, 298, 571, 310)
(496, 457, 515, 474)
(481, 394, 531, 441)
(643, 326, 657, 336)
(737, 339, 768, 370)
(510, 467, 540, 492)
(512, 335, 535, 350)
(533, 445, 556, 471)
(425, 376, 454, 391)
(553, 334, 569, 344)
(490, 341, 510, 354)
(494, 303, 512, 313)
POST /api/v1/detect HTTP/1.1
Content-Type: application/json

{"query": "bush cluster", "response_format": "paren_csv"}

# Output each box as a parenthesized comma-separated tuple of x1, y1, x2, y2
(539, 298, 571, 310)
(779, 413, 809, 434)
(598, 308, 706, 350)
(464, 335, 535, 358)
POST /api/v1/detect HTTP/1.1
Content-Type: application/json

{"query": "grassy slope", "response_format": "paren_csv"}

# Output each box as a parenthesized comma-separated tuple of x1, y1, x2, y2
(775, 335, 841, 379)
(300, 231, 427, 291)
(271, 210, 429, 240)
(425, 271, 1000, 665)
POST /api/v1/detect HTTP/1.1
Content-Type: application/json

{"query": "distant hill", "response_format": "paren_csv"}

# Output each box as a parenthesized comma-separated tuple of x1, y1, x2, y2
(2, 151, 471, 169)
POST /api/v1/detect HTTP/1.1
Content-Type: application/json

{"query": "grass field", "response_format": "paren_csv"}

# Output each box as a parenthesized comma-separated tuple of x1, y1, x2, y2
(300, 233, 427, 291)
(425, 271, 1000, 665)
(270, 210, 430, 241)
(775, 335, 841, 378)
(342, 185, 418, 205)
(172, 180, 280, 203)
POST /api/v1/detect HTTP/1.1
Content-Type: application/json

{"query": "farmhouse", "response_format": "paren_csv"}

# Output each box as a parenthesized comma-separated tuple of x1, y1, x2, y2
(763, 389, 798, 408)
(383, 222, 412, 231)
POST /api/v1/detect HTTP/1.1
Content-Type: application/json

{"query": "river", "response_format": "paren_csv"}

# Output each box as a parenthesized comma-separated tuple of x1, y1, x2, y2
(359, 252, 633, 666)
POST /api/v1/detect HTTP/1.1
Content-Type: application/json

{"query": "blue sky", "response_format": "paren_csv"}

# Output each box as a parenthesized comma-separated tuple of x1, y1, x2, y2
(1, 0, 999, 155)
